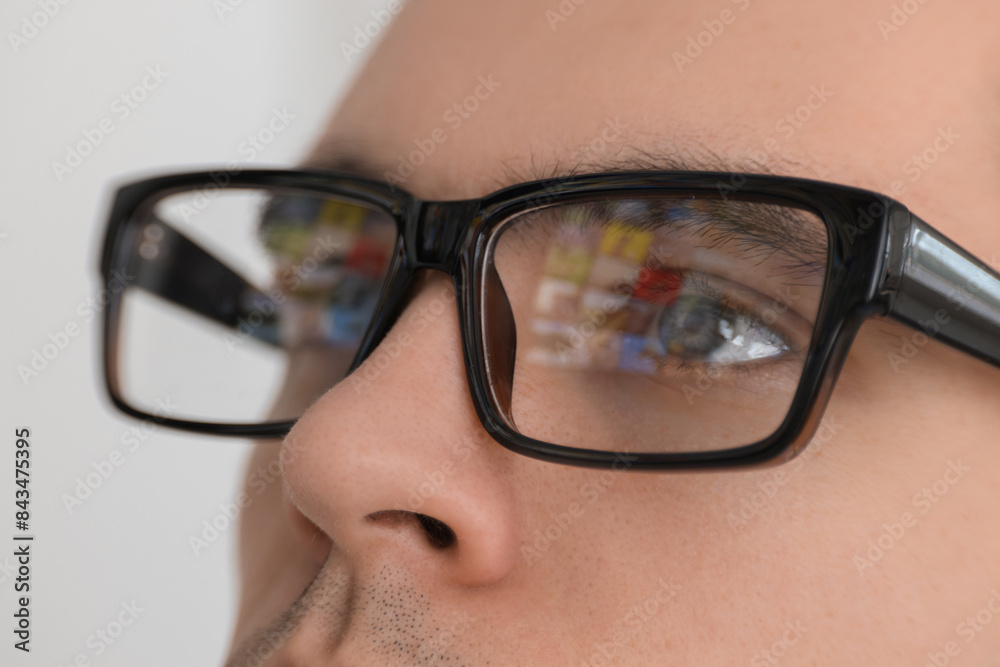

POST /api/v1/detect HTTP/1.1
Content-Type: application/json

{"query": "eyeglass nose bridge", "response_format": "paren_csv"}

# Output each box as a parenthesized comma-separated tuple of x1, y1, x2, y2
(347, 197, 484, 375)
(399, 197, 518, 426)
(405, 199, 481, 271)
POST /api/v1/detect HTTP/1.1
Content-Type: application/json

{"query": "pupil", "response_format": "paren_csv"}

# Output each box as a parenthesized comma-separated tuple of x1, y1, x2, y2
(657, 294, 725, 359)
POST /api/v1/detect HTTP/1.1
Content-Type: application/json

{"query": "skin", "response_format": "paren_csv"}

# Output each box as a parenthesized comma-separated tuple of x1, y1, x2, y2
(226, 1, 1000, 664)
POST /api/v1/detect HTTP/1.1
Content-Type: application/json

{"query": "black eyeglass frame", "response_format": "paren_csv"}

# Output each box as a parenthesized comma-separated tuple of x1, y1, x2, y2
(99, 168, 1000, 470)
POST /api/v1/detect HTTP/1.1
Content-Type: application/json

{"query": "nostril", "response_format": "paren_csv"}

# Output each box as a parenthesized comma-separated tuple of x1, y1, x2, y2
(416, 513, 457, 549)
(366, 510, 457, 550)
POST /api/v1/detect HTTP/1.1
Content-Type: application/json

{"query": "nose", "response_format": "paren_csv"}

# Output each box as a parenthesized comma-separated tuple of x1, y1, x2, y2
(280, 274, 522, 588)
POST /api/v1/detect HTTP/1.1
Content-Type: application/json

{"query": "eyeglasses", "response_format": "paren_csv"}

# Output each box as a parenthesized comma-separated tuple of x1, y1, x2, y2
(98, 168, 1000, 470)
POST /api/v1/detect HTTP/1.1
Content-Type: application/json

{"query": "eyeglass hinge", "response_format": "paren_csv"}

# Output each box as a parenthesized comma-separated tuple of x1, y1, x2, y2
(876, 204, 915, 312)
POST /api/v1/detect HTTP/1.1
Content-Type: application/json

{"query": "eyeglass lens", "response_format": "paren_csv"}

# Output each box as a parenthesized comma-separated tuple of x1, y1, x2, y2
(115, 187, 397, 424)
(486, 196, 828, 453)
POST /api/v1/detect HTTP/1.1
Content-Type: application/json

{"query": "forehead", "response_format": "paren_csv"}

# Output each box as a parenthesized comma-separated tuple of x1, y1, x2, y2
(318, 0, 996, 208)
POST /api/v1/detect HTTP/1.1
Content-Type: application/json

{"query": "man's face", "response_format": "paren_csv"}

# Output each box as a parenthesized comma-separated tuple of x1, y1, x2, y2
(227, 1, 1000, 664)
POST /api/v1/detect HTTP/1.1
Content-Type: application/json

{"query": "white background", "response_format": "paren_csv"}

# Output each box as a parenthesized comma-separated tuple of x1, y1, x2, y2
(0, 1, 384, 664)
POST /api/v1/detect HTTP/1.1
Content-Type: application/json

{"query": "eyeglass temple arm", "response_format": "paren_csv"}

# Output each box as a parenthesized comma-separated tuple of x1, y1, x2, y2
(883, 211, 1000, 369)
(126, 217, 279, 345)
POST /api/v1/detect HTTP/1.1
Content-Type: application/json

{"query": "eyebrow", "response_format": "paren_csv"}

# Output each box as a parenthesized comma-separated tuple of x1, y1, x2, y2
(304, 140, 801, 191)
(303, 143, 827, 274)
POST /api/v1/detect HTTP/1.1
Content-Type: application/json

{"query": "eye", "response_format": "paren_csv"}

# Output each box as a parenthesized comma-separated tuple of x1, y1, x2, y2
(655, 291, 789, 365)
(629, 270, 799, 371)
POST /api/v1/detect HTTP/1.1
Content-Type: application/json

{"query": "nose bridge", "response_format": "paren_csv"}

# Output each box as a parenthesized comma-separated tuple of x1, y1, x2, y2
(280, 271, 523, 588)
(407, 199, 481, 271)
